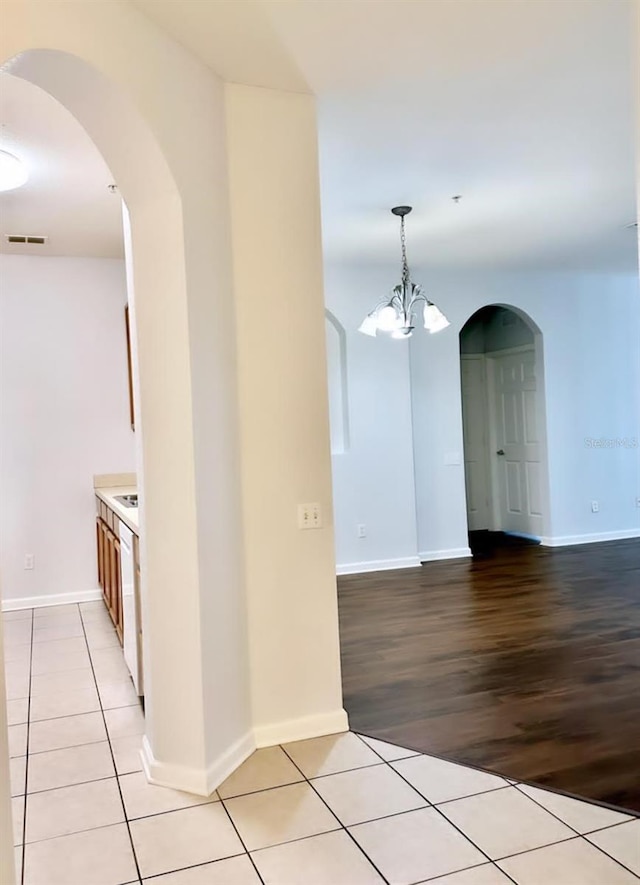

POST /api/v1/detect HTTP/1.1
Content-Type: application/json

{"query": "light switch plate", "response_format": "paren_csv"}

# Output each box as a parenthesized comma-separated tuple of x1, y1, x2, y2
(298, 503, 322, 529)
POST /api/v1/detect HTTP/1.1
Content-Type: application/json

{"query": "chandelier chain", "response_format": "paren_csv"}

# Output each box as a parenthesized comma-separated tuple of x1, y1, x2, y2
(400, 216, 409, 287)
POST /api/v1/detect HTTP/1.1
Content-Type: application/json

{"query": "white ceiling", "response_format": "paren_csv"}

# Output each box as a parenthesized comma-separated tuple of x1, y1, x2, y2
(134, 0, 638, 272)
(0, 74, 123, 259)
(0, 1, 636, 271)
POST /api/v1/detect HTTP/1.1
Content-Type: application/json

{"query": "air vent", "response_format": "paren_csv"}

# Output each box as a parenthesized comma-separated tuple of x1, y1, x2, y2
(5, 234, 48, 244)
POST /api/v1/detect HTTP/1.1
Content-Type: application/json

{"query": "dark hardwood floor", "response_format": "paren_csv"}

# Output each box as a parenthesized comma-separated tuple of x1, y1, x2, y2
(338, 535, 640, 812)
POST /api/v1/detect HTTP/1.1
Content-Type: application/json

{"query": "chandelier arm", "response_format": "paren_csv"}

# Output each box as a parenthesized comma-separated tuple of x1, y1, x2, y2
(367, 298, 393, 316)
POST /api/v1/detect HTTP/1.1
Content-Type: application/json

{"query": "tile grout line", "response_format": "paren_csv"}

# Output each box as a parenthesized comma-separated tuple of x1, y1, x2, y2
(27, 696, 140, 730)
(219, 776, 306, 802)
(278, 742, 393, 885)
(215, 738, 573, 882)
(578, 826, 640, 880)
(491, 832, 640, 880)
(217, 796, 267, 885)
(353, 704, 640, 815)
(24, 773, 119, 797)
(240, 823, 345, 855)
(78, 603, 144, 885)
(410, 863, 511, 885)
(14, 610, 224, 851)
(386, 775, 600, 879)
(137, 852, 252, 883)
(19, 607, 34, 885)
(352, 733, 520, 885)
(357, 732, 640, 820)
(356, 733, 640, 882)
(511, 780, 635, 836)
(510, 782, 640, 878)
(304, 759, 386, 779)
(13, 612, 639, 885)
(425, 783, 513, 807)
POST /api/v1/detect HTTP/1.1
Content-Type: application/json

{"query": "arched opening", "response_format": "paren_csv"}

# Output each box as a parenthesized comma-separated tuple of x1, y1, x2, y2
(1, 17, 347, 881)
(459, 304, 551, 556)
(0, 43, 250, 810)
(325, 309, 350, 455)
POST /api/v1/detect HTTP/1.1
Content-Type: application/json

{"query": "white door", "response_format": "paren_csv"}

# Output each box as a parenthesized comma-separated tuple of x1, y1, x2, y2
(460, 356, 490, 530)
(490, 348, 543, 537)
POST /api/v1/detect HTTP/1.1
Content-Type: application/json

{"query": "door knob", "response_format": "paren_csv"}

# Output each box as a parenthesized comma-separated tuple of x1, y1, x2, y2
(496, 449, 505, 456)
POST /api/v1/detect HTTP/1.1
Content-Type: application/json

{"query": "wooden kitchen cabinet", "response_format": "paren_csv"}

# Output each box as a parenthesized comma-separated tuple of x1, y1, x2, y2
(96, 498, 123, 644)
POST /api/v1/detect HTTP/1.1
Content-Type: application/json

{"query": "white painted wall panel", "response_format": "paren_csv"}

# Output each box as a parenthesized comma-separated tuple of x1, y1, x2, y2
(0, 255, 135, 604)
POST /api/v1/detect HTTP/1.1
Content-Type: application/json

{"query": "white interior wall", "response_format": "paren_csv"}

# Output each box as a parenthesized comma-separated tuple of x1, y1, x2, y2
(0, 255, 136, 606)
(324, 263, 419, 573)
(325, 265, 640, 568)
(412, 270, 640, 551)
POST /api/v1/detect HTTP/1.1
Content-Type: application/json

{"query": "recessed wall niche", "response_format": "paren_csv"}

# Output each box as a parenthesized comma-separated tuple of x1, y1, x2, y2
(325, 309, 350, 454)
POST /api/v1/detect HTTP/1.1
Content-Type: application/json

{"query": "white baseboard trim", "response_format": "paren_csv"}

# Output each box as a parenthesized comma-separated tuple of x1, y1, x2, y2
(336, 557, 421, 576)
(2, 588, 103, 612)
(541, 529, 640, 548)
(254, 708, 349, 748)
(419, 547, 473, 562)
(141, 729, 256, 797)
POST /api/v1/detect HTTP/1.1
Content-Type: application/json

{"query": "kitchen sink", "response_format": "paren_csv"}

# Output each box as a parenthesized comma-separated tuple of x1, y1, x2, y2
(115, 494, 138, 507)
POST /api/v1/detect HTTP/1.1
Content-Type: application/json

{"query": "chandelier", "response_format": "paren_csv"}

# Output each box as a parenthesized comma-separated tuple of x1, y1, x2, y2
(358, 206, 450, 339)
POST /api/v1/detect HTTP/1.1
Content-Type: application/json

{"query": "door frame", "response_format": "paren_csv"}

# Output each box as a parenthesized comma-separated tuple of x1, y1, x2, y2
(460, 333, 552, 542)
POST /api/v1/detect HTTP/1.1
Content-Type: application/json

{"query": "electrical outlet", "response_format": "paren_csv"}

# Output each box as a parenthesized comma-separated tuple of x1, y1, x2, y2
(298, 503, 322, 530)
(591, 500, 599, 513)
(24, 554, 34, 570)
(357, 524, 367, 539)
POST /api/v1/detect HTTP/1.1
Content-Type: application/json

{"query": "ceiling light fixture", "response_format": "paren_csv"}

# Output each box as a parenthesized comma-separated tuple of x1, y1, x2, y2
(0, 150, 28, 192)
(359, 206, 450, 339)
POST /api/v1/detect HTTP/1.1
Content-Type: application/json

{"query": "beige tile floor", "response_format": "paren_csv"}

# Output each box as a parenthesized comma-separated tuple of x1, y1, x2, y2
(4, 602, 640, 885)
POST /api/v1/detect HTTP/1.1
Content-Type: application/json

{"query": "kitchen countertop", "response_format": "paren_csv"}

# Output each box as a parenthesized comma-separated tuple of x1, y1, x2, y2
(95, 485, 139, 535)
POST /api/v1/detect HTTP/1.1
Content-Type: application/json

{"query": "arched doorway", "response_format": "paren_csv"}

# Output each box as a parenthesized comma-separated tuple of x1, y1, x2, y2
(0, 40, 250, 801)
(459, 305, 551, 552)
